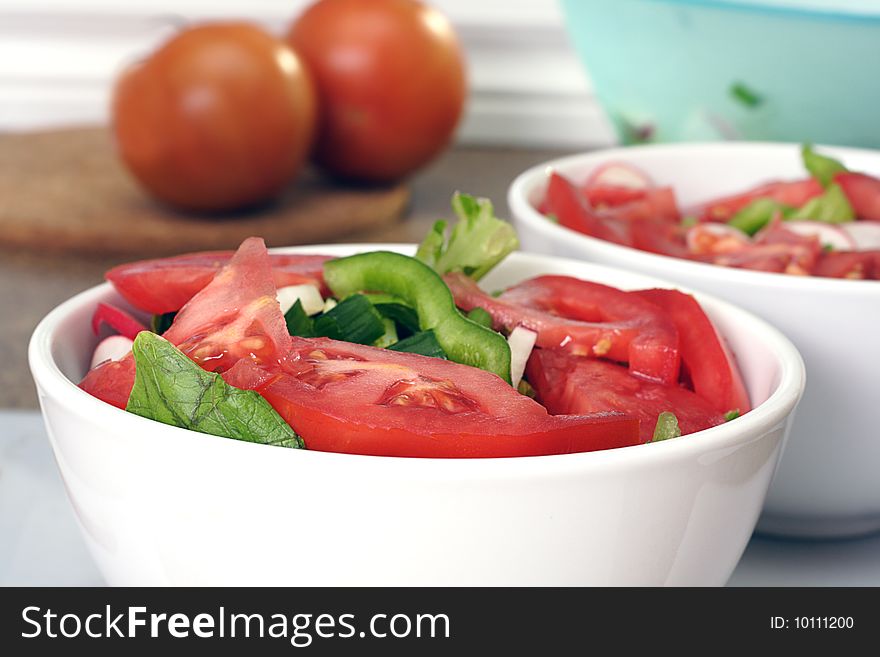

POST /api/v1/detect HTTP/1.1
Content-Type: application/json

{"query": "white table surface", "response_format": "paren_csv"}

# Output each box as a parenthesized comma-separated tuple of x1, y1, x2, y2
(3, 409, 880, 587)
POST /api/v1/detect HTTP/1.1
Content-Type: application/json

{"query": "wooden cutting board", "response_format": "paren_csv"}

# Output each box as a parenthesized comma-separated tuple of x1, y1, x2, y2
(0, 127, 410, 257)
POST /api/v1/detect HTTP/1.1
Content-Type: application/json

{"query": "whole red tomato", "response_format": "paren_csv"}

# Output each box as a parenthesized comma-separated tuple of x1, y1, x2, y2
(112, 23, 317, 211)
(286, 0, 467, 183)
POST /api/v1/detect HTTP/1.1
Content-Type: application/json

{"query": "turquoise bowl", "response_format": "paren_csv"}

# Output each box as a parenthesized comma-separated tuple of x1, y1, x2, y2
(560, 0, 880, 146)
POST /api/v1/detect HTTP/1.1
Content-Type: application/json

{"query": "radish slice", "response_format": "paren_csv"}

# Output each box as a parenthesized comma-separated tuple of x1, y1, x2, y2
(782, 221, 856, 250)
(585, 162, 653, 190)
(841, 221, 880, 250)
(322, 298, 338, 313)
(91, 302, 148, 340)
(277, 284, 324, 316)
(686, 223, 750, 255)
(507, 325, 538, 389)
(90, 335, 134, 369)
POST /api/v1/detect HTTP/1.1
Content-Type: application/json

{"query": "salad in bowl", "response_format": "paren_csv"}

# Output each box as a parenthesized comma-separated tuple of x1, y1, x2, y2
(28, 195, 804, 585)
(79, 194, 751, 453)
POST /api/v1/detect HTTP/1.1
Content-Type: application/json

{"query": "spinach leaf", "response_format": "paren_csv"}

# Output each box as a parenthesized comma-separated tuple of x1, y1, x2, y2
(126, 332, 303, 449)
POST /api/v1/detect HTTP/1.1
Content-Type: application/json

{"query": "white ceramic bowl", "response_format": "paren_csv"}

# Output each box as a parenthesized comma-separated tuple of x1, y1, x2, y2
(29, 245, 803, 586)
(509, 142, 880, 538)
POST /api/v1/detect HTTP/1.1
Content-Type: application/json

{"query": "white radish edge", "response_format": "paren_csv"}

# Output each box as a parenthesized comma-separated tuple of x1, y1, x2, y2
(586, 162, 653, 190)
(507, 325, 538, 389)
(322, 298, 338, 313)
(276, 284, 324, 316)
(841, 221, 880, 250)
(782, 221, 855, 250)
(90, 335, 134, 370)
(685, 223, 751, 252)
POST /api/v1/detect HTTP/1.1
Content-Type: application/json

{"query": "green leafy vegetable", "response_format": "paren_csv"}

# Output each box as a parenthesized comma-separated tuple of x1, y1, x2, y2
(788, 183, 854, 223)
(285, 299, 317, 337)
(387, 330, 447, 359)
(126, 332, 302, 449)
(517, 379, 537, 399)
(365, 294, 421, 336)
(374, 318, 399, 349)
(416, 192, 519, 281)
(151, 312, 176, 334)
(313, 294, 387, 344)
(652, 412, 682, 442)
(729, 81, 763, 109)
(724, 409, 741, 422)
(802, 144, 847, 188)
(728, 198, 792, 235)
(466, 307, 493, 328)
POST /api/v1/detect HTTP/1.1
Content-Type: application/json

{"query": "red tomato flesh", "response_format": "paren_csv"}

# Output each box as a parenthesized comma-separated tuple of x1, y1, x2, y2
(445, 272, 680, 385)
(229, 337, 642, 458)
(527, 349, 725, 443)
(106, 251, 331, 314)
(544, 172, 632, 246)
(635, 289, 750, 415)
(91, 302, 148, 341)
(834, 172, 880, 222)
(81, 237, 290, 407)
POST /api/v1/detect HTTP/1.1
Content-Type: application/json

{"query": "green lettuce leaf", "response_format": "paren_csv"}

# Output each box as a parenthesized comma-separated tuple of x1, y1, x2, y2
(126, 332, 303, 449)
(802, 144, 847, 188)
(788, 183, 854, 223)
(652, 412, 682, 442)
(416, 192, 519, 281)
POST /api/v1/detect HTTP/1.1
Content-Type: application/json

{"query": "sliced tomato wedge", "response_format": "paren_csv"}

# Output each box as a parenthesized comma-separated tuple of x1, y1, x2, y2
(584, 185, 647, 208)
(445, 272, 680, 385)
(543, 172, 632, 246)
(635, 289, 750, 415)
(813, 250, 879, 279)
(91, 302, 148, 340)
(526, 349, 725, 442)
(80, 237, 291, 407)
(834, 172, 880, 221)
(697, 178, 823, 223)
(226, 336, 641, 458)
(602, 187, 680, 223)
(106, 251, 332, 314)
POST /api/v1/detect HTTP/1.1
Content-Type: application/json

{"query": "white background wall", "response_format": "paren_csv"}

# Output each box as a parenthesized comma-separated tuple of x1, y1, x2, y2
(0, 0, 617, 148)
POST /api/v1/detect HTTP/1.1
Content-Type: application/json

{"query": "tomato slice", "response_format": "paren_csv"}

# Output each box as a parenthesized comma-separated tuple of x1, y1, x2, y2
(635, 289, 750, 415)
(834, 172, 880, 221)
(445, 273, 680, 385)
(697, 178, 823, 223)
(527, 349, 725, 442)
(227, 336, 641, 458)
(584, 185, 647, 208)
(813, 250, 879, 279)
(91, 302, 148, 340)
(106, 251, 332, 314)
(80, 237, 291, 407)
(544, 172, 632, 246)
(602, 187, 680, 223)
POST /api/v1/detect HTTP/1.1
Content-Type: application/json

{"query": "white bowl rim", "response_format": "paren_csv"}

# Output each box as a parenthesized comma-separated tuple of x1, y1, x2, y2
(28, 244, 805, 476)
(508, 141, 880, 295)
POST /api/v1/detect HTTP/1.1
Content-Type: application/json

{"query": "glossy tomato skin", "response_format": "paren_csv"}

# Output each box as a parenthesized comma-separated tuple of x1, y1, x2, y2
(106, 251, 331, 314)
(287, 0, 466, 182)
(835, 172, 880, 221)
(232, 336, 641, 457)
(445, 272, 680, 385)
(527, 348, 725, 443)
(635, 289, 750, 415)
(81, 237, 291, 405)
(113, 23, 317, 211)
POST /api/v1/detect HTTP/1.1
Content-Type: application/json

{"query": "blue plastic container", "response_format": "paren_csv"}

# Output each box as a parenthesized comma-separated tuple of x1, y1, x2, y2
(560, 0, 880, 146)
